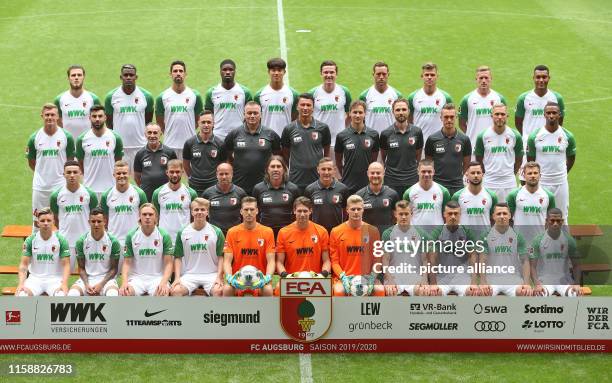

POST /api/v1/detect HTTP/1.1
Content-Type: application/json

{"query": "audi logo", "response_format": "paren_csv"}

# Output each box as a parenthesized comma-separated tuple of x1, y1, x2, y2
(474, 321, 506, 332)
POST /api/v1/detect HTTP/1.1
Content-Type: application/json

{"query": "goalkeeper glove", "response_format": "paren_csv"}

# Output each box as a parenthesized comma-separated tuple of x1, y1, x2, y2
(280, 271, 288, 278)
(340, 272, 351, 294)
(321, 270, 329, 278)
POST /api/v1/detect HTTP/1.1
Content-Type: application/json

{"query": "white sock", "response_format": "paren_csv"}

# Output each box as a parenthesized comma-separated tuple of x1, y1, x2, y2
(105, 289, 119, 296)
(67, 289, 81, 296)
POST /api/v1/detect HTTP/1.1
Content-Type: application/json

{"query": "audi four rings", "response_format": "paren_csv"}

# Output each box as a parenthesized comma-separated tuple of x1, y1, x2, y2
(474, 321, 506, 332)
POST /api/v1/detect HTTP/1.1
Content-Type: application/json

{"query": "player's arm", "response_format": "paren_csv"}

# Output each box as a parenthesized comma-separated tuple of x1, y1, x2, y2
(280, 128, 291, 165)
(223, 251, 234, 280)
(276, 251, 287, 276)
(58, 236, 71, 295)
(370, 133, 380, 163)
(75, 237, 89, 290)
(462, 138, 472, 172)
(156, 231, 174, 296)
(514, 95, 525, 135)
(16, 255, 30, 295)
(172, 230, 183, 287)
(155, 94, 165, 132)
(334, 152, 343, 175)
(321, 249, 331, 275)
(458, 95, 468, 134)
(182, 142, 192, 177)
(468, 251, 478, 286)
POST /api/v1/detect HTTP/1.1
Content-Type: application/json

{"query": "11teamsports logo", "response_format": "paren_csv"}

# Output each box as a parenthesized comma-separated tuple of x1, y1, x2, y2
(280, 278, 332, 342)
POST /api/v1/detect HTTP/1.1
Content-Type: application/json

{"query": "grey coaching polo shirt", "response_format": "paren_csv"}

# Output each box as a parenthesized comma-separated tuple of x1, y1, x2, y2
(334, 126, 380, 194)
(424, 129, 471, 192)
(281, 119, 331, 189)
(201, 183, 247, 233)
(303, 179, 350, 232)
(356, 185, 399, 234)
(182, 134, 227, 193)
(252, 180, 301, 233)
(380, 124, 423, 190)
(133, 144, 177, 200)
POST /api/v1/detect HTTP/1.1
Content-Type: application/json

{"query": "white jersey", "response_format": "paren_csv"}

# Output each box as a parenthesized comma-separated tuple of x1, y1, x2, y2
(515, 89, 565, 140)
(155, 86, 203, 149)
(480, 226, 527, 284)
(23, 232, 70, 277)
(254, 84, 299, 136)
(459, 89, 506, 148)
(75, 231, 121, 277)
(204, 83, 252, 140)
(105, 86, 154, 148)
(531, 231, 577, 285)
(124, 226, 173, 277)
(27, 128, 75, 191)
(474, 126, 523, 189)
(152, 184, 198, 241)
(54, 90, 101, 139)
(359, 85, 402, 134)
(451, 187, 497, 230)
(403, 182, 450, 227)
(381, 225, 428, 285)
(527, 127, 576, 185)
(430, 225, 476, 285)
(407, 88, 452, 143)
(100, 185, 147, 243)
(309, 84, 351, 144)
(49, 184, 98, 246)
(76, 129, 124, 193)
(507, 186, 555, 244)
(174, 223, 225, 275)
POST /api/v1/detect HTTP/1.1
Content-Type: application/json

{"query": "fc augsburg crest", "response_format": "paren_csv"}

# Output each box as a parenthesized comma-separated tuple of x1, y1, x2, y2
(280, 278, 332, 342)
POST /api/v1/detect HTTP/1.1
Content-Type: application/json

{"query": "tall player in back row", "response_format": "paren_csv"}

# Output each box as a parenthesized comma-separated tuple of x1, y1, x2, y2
(310, 60, 352, 150)
(515, 65, 565, 182)
(254, 58, 299, 137)
(205, 59, 253, 141)
(54, 65, 101, 139)
(105, 64, 154, 171)
(156, 60, 203, 159)
(408, 62, 453, 145)
(459, 66, 506, 154)
(359, 62, 402, 134)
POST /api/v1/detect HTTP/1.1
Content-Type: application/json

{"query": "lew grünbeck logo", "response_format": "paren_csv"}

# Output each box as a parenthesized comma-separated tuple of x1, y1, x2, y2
(280, 278, 332, 342)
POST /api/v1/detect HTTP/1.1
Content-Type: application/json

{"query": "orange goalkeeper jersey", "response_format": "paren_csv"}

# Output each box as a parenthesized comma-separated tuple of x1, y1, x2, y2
(329, 222, 380, 276)
(224, 223, 275, 273)
(276, 221, 329, 273)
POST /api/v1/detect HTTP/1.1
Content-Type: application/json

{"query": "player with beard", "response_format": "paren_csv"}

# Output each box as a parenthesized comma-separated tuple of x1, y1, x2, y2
(451, 161, 497, 236)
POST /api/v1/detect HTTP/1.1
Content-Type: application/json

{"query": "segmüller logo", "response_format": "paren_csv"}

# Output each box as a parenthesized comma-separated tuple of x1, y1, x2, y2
(408, 322, 458, 331)
(126, 309, 182, 327)
(50, 302, 107, 333)
(280, 278, 332, 342)
(5, 310, 21, 325)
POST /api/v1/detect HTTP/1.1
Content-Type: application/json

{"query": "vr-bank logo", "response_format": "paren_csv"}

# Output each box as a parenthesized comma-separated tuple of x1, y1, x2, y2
(280, 278, 332, 343)
(586, 306, 610, 330)
(474, 321, 506, 332)
(409, 302, 457, 315)
(50, 303, 107, 333)
(473, 304, 508, 315)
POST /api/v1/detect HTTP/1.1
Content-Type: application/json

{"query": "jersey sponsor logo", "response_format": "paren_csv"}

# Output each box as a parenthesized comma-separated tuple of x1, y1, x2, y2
(416, 202, 435, 210)
(345, 143, 355, 150)
(279, 278, 332, 342)
(295, 247, 314, 255)
(532, 109, 544, 116)
(90, 149, 110, 157)
(240, 248, 258, 256)
(258, 138, 266, 147)
(36, 253, 54, 261)
(494, 245, 512, 253)
(320, 104, 338, 112)
(522, 205, 542, 213)
(114, 205, 133, 213)
(455, 143, 462, 152)
(314, 198, 323, 204)
(466, 207, 485, 215)
(389, 141, 399, 148)
(165, 202, 183, 210)
(542, 145, 561, 153)
(170, 105, 188, 113)
(67, 109, 86, 118)
(236, 141, 246, 148)
(435, 145, 445, 153)
(490, 146, 507, 153)
(41, 149, 59, 157)
(545, 252, 564, 259)
(372, 106, 391, 113)
(64, 204, 83, 213)
(293, 136, 303, 143)
(119, 106, 137, 113)
(143, 160, 152, 167)
(420, 106, 438, 114)
(364, 203, 372, 209)
(219, 102, 237, 110)
(311, 132, 319, 140)
(88, 253, 105, 261)
(268, 104, 285, 112)
(190, 243, 208, 252)
(475, 107, 492, 116)
(346, 245, 364, 253)
(138, 248, 157, 256)
(263, 197, 273, 203)
(211, 200, 220, 206)
(210, 149, 217, 158)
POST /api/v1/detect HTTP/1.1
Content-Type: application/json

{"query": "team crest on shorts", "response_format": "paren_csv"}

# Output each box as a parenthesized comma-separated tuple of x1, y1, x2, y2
(455, 143, 462, 152)
(408, 137, 415, 145)
(210, 149, 217, 158)
(280, 278, 332, 342)
(311, 235, 318, 244)
(257, 238, 264, 247)
(311, 132, 319, 140)
(230, 198, 237, 205)
(282, 193, 289, 201)
(259, 138, 266, 147)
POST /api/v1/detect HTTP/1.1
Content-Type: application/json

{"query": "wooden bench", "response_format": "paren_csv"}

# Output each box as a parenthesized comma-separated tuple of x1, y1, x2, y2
(1, 225, 33, 241)
(569, 224, 604, 240)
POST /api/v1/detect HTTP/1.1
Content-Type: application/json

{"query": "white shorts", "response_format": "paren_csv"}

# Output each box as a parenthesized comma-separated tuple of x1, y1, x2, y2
(122, 147, 140, 174)
(491, 284, 521, 297)
(73, 275, 119, 296)
(128, 275, 169, 296)
(439, 284, 470, 296)
(542, 284, 576, 297)
(23, 275, 63, 296)
(488, 187, 515, 203)
(178, 273, 218, 295)
(541, 181, 569, 219)
(32, 189, 53, 227)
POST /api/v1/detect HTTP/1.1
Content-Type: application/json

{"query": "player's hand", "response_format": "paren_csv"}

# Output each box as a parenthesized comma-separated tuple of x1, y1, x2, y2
(533, 284, 546, 296)
(171, 278, 182, 288)
(468, 284, 480, 296)
(213, 277, 223, 288)
(60, 284, 69, 296)
(519, 284, 533, 296)
(428, 284, 442, 296)
(155, 283, 170, 296)
(92, 282, 104, 296)
(479, 284, 492, 296)
(384, 284, 397, 296)
(571, 285, 583, 296)
(15, 285, 24, 296)
(119, 284, 130, 296)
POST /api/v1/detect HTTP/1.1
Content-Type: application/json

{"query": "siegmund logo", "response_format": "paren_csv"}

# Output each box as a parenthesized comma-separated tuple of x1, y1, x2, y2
(50, 303, 107, 333)
(126, 309, 182, 327)
(203, 310, 261, 326)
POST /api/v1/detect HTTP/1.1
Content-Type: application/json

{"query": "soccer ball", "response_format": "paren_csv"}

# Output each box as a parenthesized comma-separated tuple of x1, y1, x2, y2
(348, 275, 374, 297)
(287, 271, 324, 278)
(234, 265, 262, 290)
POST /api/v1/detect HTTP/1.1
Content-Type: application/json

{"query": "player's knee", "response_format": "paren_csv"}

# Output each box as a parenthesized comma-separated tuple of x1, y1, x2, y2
(105, 288, 119, 297)
(222, 285, 235, 297)
(67, 288, 82, 296)
(262, 285, 273, 296)
(170, 285, 187, 296)
(53, 290, 66, 297)
(16, 290, 30, 297)
(333, 282, 347, 296)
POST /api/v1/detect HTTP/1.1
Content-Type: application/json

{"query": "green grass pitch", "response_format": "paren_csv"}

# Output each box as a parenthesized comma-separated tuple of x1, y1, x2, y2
(0, 0, 611, 381)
